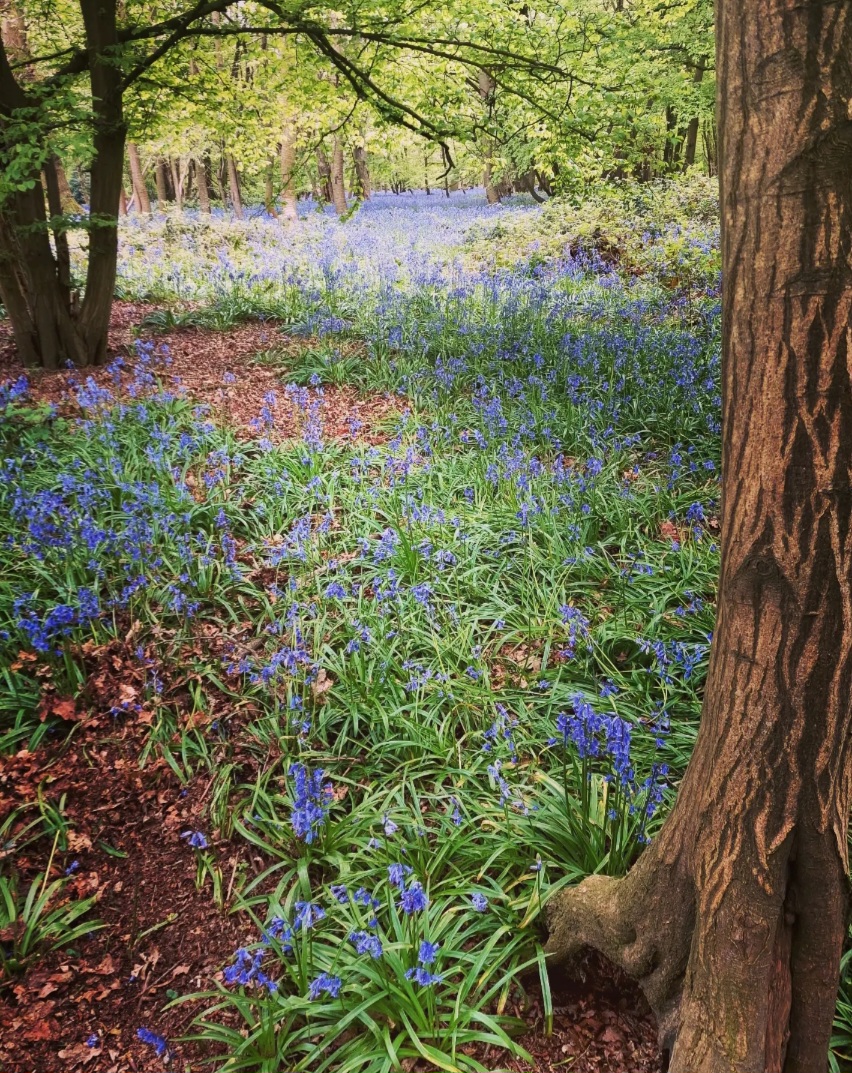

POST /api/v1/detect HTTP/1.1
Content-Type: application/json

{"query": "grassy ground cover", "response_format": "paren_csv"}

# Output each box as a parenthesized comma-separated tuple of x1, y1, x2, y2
(2, 184, 849, 1071)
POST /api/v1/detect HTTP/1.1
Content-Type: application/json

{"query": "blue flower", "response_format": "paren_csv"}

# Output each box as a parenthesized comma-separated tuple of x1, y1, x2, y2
(289, 762, 333, 843)
(182, 830, 208, 849)
(308, 972, 342, 1000)
(388, 863, 412, 889)
(398, 880, 428, 914)
(349, 930, 383, 959)
(136, 1027, 169, 1057)
(405, 966, 443, 987)
(417, 940, 439, 964)
(470, 893, 488, 911)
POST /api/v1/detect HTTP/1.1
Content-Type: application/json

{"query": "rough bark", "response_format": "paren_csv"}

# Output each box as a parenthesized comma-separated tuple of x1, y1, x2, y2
(330, 136, 347, 215)
(0, 0, 124, 367)
(226, 154, 244, 220)
(127, 143, 150, 213)
(545, 4, 852, 1071)
(76, 0, 125, 367)
(279, 130, 298, 221)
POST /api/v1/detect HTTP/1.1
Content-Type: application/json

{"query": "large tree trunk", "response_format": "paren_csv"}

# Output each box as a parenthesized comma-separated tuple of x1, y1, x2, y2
(329, 136, 347, 215)
(127, 142, 150, 213)
(545, 4, 852, 1071)
(279, 130, 298, 221)
(0, 0, 124, 368)
(226, 154, 244, 220)
(76, 0, 125, 366)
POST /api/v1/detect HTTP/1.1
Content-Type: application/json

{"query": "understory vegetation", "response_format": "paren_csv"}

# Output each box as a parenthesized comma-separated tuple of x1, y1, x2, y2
(2, 184, 851, 1071)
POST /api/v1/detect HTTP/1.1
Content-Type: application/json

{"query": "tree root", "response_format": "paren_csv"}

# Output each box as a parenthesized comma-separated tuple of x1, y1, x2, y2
(544, 850, 694, 1057)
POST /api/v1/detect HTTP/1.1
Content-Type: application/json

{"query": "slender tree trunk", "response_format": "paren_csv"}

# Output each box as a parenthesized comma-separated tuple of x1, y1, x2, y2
(155, 159, 169, 207)
(226, 154, 244, 220)
(279, 130, 298, 221)
(483, 158, 500, 204)
(118, 185, 127, 215)
(169, 157, 183, 212)
(127, 142, 150, 213)
(264, 159, 278, 218)
(42, 157, 74, 308)
(683, 61, 706, 170)
(353, 143, 371, 199)
(195, 156, 211, 214)
(215, 156, 227, 208)
(546, 4, 852, 1071)
(329, 136, 347, 215)
(316, 145, 332, 204)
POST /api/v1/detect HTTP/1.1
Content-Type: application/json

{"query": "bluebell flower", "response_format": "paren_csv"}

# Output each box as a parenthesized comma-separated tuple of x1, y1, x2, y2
(398, 880, 428, 914)
(182, 830, 208, 849)
(417, 940, 439, 964)
(471, 893, 488, 911)
(289, 762, 333, 843)
(136, 1027, 169, 1057)
(293, 901, 325, 930)
(308, 972, 342, 1000)
(388, 863, 412, 889)
(405, 966, 443, 987)
(349, 930, 383, 958)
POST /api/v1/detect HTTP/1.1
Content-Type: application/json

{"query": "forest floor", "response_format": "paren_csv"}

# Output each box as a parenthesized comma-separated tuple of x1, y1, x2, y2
(1, 304, 662, 1073)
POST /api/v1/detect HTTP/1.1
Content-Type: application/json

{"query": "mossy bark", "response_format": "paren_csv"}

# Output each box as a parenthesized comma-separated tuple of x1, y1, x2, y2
(546, 3, 852, 1069)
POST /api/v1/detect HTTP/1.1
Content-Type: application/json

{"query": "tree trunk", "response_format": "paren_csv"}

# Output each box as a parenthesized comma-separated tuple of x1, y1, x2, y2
(155, 158, 169, 207)
(483, 159, 500, 204)
(76, 0, 125, 366)
(545, 4, 852, 1071)
(0, 0, 123, 368)
(264, 159, 278, 218)
(353, 143, 371, 199)
(195, 156, 211, 214)
(226, 154, 244, 220)
(683, 61, 706, 170)
(127, 142, 150, 213)
(279, 130, 298, 221)
(169, 157, 183, 212)
(316, 145, 332, 204)
(330, 136, 347, 215)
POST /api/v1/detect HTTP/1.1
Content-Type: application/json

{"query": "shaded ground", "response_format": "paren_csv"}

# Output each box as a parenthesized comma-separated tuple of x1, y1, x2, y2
(1, 654, 664, 1073)
(0, 301, 403, 443)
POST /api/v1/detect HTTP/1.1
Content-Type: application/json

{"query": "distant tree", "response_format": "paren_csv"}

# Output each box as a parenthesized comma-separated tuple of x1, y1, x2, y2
(545, 2, 852, 1069)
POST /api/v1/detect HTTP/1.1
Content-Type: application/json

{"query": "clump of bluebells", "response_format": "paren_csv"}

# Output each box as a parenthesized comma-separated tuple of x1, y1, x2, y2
(289, 763, 333, 844)
(550, 694, 670, 874)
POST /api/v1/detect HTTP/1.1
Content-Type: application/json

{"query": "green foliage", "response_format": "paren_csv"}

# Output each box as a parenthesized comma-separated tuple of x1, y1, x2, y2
(0, 827, 103, 983)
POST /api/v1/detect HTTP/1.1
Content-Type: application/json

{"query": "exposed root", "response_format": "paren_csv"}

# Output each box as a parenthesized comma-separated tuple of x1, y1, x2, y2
(544, 851, 695, 1056)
